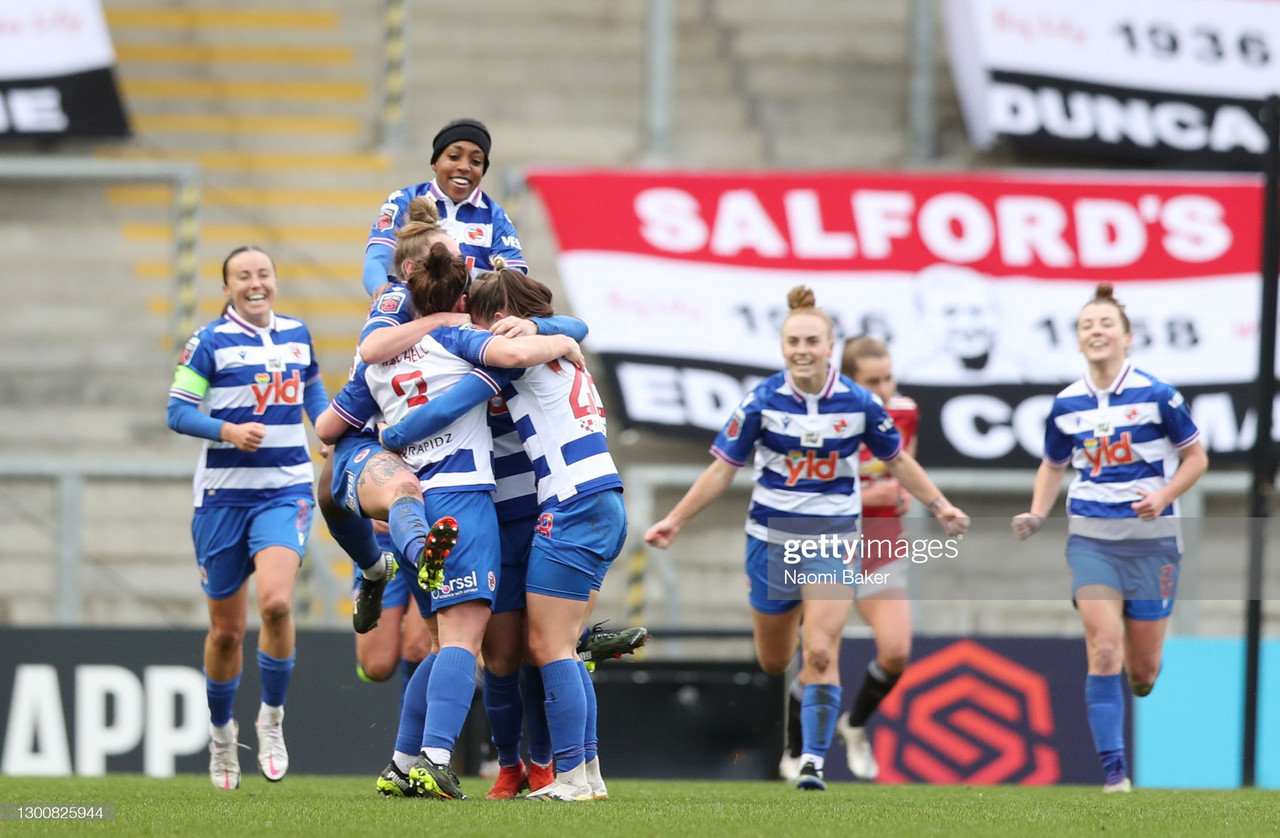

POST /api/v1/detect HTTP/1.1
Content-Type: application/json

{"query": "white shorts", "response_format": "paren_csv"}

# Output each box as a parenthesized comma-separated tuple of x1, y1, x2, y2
(856, 555, 910, 598)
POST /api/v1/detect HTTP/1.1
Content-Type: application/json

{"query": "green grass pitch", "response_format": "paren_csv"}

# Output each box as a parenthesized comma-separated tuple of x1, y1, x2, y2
(2, 775, 1277, 837)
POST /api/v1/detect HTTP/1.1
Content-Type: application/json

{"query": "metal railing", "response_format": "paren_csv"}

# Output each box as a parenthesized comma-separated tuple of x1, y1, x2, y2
(7, 457, 1256, 630)
(0, 457, 343, 627)
(621, 464, 1260, 634)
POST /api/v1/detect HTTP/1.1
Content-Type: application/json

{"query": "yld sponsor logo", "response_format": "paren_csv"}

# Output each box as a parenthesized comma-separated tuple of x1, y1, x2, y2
(1081, 431, 1135, 476)
(251, 370, 302, 414)
(784, 451, 840, 486)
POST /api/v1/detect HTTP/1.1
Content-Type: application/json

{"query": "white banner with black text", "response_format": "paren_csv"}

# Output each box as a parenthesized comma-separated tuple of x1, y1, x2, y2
(944, 0, 1279, 168)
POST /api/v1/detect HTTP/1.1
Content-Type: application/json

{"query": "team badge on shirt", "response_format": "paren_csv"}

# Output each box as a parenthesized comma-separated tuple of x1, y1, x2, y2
(463, 223, 492, 246)
(379, 290, 406, 313)
(725, 407, 745, 440)
(179, 335, 200, 366)
(375, 201, 398, 231)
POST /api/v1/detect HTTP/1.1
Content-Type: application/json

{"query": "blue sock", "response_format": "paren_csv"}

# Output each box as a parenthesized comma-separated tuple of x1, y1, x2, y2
(483, 669, 524, 767)
(400, 657, 420, 706)
(257, 649, 295, 708)
(541, 658, 587, 772)
(577, 660, 599, 762)
(388, 497, 428, 567)
(521, 663, 552, 764)
(395, 652, 435, 755)
(326, 508, 382, 571)
(421, 646, 477, 752)
(800, 683, 842, 759)
(205, 671, 240, 727)
(1085, 674, 1126, 771)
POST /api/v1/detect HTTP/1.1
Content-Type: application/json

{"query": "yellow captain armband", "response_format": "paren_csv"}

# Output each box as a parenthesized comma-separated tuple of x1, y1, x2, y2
(171, 365, 209, 400)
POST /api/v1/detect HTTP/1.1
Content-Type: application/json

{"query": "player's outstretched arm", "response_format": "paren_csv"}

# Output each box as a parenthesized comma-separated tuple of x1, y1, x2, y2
(883, 449, 969, 537)
(645, 458, 738, 549)
(359, 312, 471, 364)
(483, 334, 583, 369)
(490, 314, 589, 342)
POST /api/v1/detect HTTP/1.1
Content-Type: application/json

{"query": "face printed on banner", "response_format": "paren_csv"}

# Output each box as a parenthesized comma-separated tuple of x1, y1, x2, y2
(916, 264, 1000, 363)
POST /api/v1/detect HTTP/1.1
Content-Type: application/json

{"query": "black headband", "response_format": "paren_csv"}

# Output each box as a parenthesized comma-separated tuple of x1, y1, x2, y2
(431, 118, 491, 172)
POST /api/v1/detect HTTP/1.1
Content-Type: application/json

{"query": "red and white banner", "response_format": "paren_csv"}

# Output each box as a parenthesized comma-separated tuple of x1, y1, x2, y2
(528, 169, 1267, 466)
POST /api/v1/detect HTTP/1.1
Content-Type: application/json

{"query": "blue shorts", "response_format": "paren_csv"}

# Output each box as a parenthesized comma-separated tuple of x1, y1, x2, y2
(422, 490, 500, 611)
(745, 533, 859, 615)
(494, 515, 535, 614)
(526, 489, 627, 602)
(192, 496, 313, 600)
(1067, 535, 1180, 621)
(330, 431, 382, 519)
(349, 530, 413, 610)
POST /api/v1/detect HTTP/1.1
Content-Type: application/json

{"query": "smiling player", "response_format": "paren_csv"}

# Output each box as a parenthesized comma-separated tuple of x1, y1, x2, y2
(1012, 282, 1208, 793)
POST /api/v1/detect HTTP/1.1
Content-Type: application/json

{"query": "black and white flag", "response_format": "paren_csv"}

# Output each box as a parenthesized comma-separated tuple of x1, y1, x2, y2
(0, 0, 129, 138)
(945, 0, 1277, 169)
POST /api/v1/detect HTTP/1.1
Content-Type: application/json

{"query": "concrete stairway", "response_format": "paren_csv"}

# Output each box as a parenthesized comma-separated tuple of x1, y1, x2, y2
(708, 0, 966, 167)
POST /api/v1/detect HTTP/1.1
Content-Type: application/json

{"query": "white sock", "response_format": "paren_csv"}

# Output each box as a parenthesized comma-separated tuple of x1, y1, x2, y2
(258, 703, 283, 726)
(423, 747, 451, 766)
(211, 720, 236, 742)
(800, 753, 825, 771)
(393, 751, 417, 773)
(362, 552, 391, 581)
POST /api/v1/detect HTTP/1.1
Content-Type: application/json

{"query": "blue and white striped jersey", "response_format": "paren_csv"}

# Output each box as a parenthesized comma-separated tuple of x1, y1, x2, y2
(330, 327, 500, 494)
(1043, 363, 1200, 540)
(169, 309, 322, 508)
(503, 359, 620, 508)
(364, 181, 526, 290)
(487, 394, 539, 520)
(711, 367, 902, 543)
(447, 328, 621, 508)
